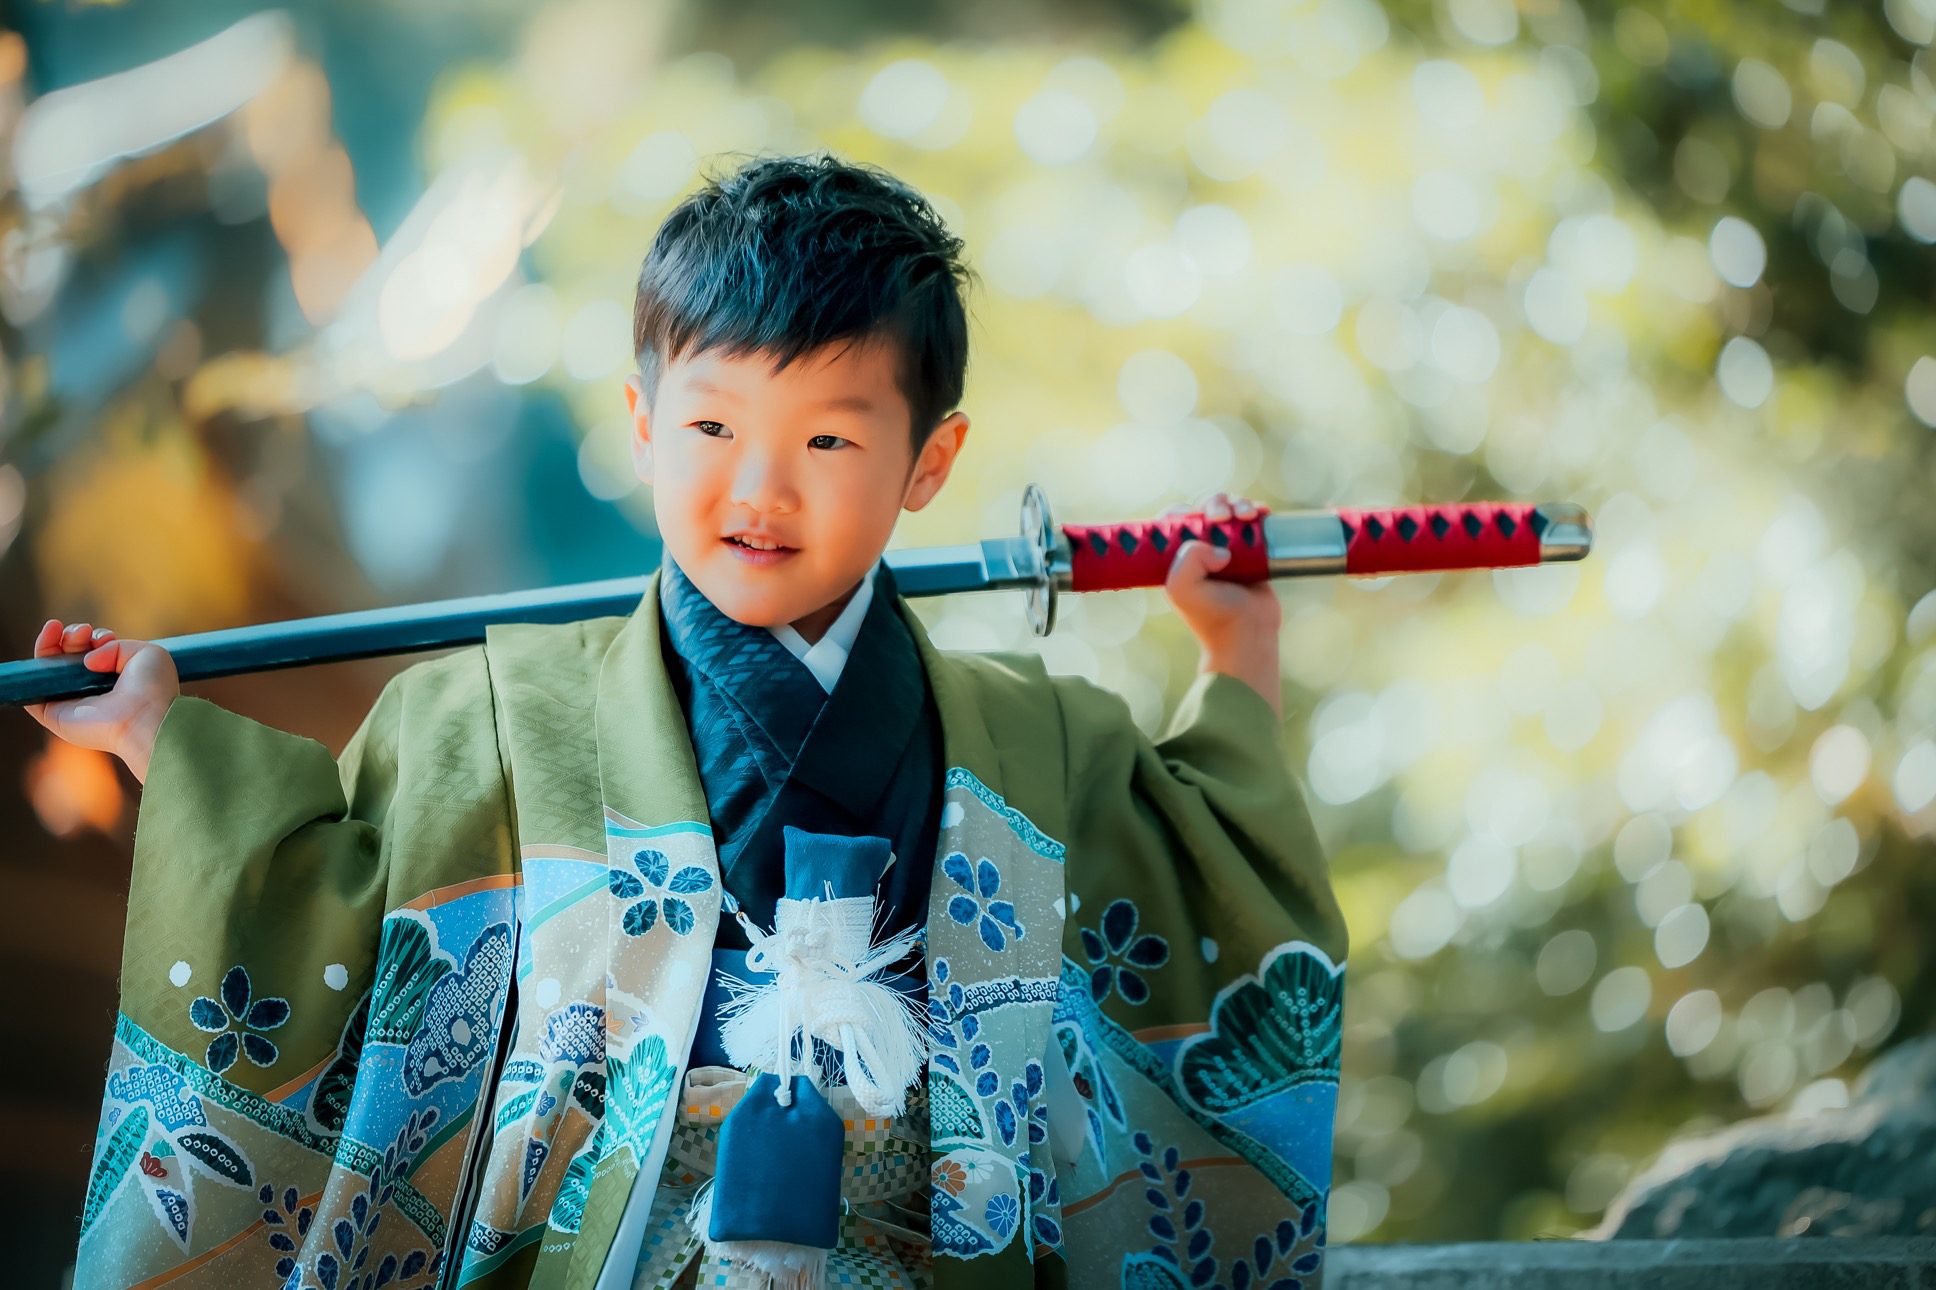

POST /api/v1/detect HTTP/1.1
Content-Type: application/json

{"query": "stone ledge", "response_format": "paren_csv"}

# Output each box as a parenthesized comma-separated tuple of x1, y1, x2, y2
(1325, 1237, 1936, 1289)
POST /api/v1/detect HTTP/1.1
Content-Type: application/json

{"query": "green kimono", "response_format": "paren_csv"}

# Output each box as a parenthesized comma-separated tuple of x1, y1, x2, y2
(76, 571, 1348, 1290)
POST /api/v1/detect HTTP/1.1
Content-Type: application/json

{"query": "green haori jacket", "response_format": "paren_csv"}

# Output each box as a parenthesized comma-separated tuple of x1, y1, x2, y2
(77, 571, 1348, 1290)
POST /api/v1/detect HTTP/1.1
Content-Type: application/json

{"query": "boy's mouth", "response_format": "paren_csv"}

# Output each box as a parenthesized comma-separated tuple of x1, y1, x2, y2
(723, 534, 797, 563)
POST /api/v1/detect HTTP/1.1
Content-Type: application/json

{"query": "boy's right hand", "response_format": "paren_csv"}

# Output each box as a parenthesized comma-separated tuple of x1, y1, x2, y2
(24, 619, 179, 785)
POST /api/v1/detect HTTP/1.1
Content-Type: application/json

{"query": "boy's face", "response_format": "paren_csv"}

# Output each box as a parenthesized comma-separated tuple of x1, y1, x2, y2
(625, 337, 969, 639)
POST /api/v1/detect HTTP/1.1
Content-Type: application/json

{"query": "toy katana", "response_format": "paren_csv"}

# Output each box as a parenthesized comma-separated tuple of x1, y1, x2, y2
(1, 486, 1591, 707)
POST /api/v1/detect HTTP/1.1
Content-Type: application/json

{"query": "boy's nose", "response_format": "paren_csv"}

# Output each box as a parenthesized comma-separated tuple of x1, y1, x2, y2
(729, 449, 798, 513)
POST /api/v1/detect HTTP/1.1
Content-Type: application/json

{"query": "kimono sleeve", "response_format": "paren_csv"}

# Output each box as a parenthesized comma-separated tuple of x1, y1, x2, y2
(78, 648, 517, 1289)
(1056, 667, 1347, 997)
(1047, 667, 1347, 1281)
(117, 646, 515, 1095)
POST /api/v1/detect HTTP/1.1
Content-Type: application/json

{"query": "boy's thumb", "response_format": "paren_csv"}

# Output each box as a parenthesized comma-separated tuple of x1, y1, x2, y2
(1172, 540, 1227, 583)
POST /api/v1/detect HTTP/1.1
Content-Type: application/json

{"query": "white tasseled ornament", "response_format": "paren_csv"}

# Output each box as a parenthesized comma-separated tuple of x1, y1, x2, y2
(717, 890, 928, 1117)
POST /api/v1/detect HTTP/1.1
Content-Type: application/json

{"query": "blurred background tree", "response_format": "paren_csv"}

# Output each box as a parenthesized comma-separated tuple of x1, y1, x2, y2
(2, 0, 1933, 1281)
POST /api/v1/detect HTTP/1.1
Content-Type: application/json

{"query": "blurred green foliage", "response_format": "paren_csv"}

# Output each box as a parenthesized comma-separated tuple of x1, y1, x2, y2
(3, 0, 1934, 1252)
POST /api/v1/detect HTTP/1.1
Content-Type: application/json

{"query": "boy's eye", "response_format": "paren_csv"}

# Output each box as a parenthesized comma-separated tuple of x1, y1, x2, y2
(808, 434, 850, 451)
(694, 420, 730, 438)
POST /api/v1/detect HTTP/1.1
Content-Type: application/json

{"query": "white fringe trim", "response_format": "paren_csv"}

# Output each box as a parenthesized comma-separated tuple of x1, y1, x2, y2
(687, 1183, 830, 1290)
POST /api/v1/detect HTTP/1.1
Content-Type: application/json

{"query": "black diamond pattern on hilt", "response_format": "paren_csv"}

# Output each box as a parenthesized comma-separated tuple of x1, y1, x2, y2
(1497, 512, 1518, 539)
(1341, 519, 1357, 544)
(1151, 529, 1170, 553)
(1366, 515, 1386, 541)
(1181, 526, 1199, 543)
(1210, 525, 1229, 548)
(1241, 522, 1256, 547)
(1397, 515, 1418, 542)
(1462, 512, 1483, 538)
(1528, 509, 1550, 538)
(1430, 513, 1451, 539)
(1088, 531, 1109, 557)
(1119, 529, 1139, 554)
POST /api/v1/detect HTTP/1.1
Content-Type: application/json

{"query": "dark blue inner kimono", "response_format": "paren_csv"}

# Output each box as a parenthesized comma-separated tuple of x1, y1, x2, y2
(656, 555, 942, 1068)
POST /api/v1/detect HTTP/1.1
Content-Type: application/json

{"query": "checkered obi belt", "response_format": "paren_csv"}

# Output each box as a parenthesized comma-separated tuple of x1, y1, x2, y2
(630, 1066, 935, 1290)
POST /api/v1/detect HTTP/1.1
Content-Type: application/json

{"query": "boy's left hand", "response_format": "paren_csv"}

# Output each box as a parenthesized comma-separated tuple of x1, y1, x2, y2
(1162, 491, 1283, 718)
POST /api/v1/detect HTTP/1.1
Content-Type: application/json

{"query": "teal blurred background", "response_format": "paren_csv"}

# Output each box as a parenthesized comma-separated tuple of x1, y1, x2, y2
(2, 0, 1933, 1282)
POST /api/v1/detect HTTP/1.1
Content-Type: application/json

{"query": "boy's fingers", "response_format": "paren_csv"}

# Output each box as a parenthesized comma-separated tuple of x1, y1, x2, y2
(35, 620, 63, 656)
(83, 638, 144, 672)
(1167, 494, 1241, 521)
(1168, 491, 1262, 523)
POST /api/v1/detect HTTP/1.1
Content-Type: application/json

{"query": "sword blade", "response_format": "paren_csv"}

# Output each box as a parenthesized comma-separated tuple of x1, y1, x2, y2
(874, 539, 1039, 597)
(0, 544, 1036, 706)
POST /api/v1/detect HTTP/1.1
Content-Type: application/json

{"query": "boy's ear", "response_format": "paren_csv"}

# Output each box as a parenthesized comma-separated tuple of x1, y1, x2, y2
(902, 411, 970, 514)
(623, 374, 652, 485)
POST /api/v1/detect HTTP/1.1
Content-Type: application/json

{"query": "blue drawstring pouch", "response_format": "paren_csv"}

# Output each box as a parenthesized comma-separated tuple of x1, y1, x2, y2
(707, 1073, 843, 1249)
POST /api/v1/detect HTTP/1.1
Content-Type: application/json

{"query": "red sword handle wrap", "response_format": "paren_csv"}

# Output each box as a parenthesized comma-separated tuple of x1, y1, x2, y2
(1064, 508, 1272, 592)
(1340, 503, 1542, 575)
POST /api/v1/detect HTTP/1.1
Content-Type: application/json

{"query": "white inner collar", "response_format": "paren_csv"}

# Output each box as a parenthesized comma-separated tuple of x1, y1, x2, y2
(766, 562, 879, 693)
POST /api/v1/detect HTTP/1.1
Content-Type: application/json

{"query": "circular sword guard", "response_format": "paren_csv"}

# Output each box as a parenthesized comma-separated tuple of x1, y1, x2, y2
(1021, 483, 1057, 636)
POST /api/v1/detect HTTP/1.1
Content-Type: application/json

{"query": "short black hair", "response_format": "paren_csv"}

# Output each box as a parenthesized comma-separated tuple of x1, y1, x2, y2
(632, 152, 975, 455)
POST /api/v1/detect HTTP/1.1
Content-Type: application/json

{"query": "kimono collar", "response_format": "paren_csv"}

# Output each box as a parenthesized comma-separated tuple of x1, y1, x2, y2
(592, 558, 1011, 834)
(780, 559, 928, 822)
(595, 567, 711, 833)
(657, 555, 826, 764)
(771, 563, 879, 693)
(898, 588, 1002, 786)
(658, 555, 881, 697)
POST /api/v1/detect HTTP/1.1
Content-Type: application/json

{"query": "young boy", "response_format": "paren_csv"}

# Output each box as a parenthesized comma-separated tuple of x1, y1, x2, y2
(33, 154, 1347, 1290)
